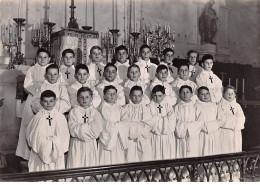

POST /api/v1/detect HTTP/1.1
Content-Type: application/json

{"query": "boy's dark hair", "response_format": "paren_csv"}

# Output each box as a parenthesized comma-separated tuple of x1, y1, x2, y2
(177, 61, 189, 71)
(62, 49, 75, 57)
(37, 48, 50, 57)
(115, 45, 128, 54)
(198, 86, 210, 94)
(40, 90, 56, 101)
(163, 48, 174, 56)
(201, 54, 213, 63)
(223, 85, 237, 94)
(46, 63, 59, 73)
(139, 44, 151, 53)
(90, 45, 102, 55)
(152, 85, 166, 95)
(104, 63, 117, 72)
(75, 64, 89, 74)
(179, 85, 193, 94)
(103, 85, 118, 95)
(156, 64, 168, 73)
(187, 50, 199, 58)
(77, 87, 93, 98)
(130, 85, 143, 95)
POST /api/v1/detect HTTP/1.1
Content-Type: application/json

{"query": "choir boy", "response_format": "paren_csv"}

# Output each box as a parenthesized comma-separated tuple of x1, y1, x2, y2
(26, 90, 70, 172)
(161, 48, 178, 81)
(59, 49, 76, 85)
(187, 50, 202, 82)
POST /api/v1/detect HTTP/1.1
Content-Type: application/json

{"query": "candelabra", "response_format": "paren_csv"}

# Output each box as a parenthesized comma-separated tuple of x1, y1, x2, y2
(101, 32, 113, 62)
(44, 21, 56, 55)
(129, 32, 140, 64)
(109, 29, 120, 58)
(31, 21, 48, 48)
(13, 18, 26, 65)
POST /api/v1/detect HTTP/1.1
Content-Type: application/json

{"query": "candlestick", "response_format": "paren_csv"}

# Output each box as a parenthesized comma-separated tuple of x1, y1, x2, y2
(85, 0, 88, 25)
(18, 0, 21, 18)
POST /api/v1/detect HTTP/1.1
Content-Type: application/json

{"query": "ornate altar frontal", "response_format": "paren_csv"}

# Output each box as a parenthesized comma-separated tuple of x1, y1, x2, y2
(51, 28, 99, 66)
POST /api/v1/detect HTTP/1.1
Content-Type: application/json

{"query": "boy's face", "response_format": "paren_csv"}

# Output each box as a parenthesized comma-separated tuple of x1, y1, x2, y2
(130, 90, 143, 104)
(45, 68, 60, 84)
(156, 69, 168, 82)
(103, 66, 117, 82)
(90, 49, 103, 63)
(152, 91, 165, 104)
(75, 69, 89, 84)
(164, 51, 174, 64)
(63, 53, 75, 67)
(77, 91, 93, 108)
(37, 52, 50, 66)
(104, 88, 117, 104)
(40, 96, 56, 111)
(188, 52, 198, 66)
(179, 88, 192, 102)
(128, 67, 141, 82)
(178, 65, 189, 80)
(224, 88, 236, 102)
(202, 59, 213, 71)
(140, 48, 151, 61)
(198, 89, 211, 103)
(116, 50, 128, 64)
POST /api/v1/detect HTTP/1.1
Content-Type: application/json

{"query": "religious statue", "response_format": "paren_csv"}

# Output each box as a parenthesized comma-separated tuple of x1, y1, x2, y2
(198, 0, 218, 44)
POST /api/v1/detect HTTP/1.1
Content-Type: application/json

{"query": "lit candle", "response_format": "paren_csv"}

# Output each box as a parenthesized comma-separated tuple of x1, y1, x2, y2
(228, 78, 231, 85)
(242, 78, 245, 94)
(18, 0, 21, 18)
(85, 0, 88, 25)
(93, 0, 95, 30)
(235, 78, 238, 91)
(116, 0, 118, 30)
(112, 0, 114, 29)
(134, 0, 136, 32)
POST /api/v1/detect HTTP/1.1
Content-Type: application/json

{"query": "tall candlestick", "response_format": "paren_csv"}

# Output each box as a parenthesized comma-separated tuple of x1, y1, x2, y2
(85, 0, 88, 25)
(228, 78, 231, 85)
(93, 0, 95, 30)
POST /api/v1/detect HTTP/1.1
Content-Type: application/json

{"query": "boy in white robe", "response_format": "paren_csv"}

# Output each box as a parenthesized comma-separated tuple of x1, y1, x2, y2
(96, 63, 126, 106)
(135, 44, 157, 84)
(170, 62, 198, 103)
(31, 64, 71, 114)
(195, 86, 221, 156)
(59, 49, 76, 86)
(147, 85, 177, 160)
(124, 64, 150, 104)
(161, 48, 177, 81)
(218, 85, 245, 153)
(67, 87, 103, 168)
(174, 85, 204, 158)
(196, 54, 222, 104)
(26, 90, 70, 172)
(150, 64, 178, 106)
(98, 85, 128, 165)
(68, 64, 101, 108)
(16, 48, 51, 160)
(121, 86, 155, 162)
(187, 50, 202, 82)
(87, 46, 106, 86)
(113, 45, 130, 85)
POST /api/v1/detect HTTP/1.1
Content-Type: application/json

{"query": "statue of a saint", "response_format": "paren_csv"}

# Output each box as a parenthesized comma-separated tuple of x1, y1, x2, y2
(198, 0, 218, 44)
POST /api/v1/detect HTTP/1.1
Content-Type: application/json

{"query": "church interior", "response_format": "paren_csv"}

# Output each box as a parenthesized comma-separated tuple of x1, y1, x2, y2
(0, 0, 259, 182)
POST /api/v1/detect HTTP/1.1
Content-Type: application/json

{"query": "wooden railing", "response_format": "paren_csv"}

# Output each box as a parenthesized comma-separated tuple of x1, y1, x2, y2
(0, 149, 259, 182)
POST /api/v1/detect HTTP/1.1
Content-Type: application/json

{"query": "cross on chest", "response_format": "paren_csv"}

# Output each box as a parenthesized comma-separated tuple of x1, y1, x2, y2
(65, 70, 70, 79)
(82, 113, 88, 123)
(97, 68, 102, 76)
(145, 65, 150, 73)
(209, 76, 213, 83)
(230, 106, 235, 115)
(46, 115, 53, 126)
(157, 104, 163, 113)
(191, 69, 195, 77)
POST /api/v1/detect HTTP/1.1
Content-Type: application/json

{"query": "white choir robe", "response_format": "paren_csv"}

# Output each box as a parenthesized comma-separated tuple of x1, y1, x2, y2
(123, 79, 150, 104)
(171, 77, 198, 103)
(135, 59, 157, 84)
(196, 69, 222, 103)
(150, 78, 178, 106)
(68, 81, 101, 108)
(114, 60, 130, 85)
(26, 108, 70, 172)
(147, 99, 177, 160)
(160, 61, 177, 82)
(67, 105, 103, 168)
(174, 100, 203, 158)
(189, 64, 203, 82)
(98, 102, 128, 165)
(96, 80, 126, 106)
(217, 98, 245, 153)
(121, 100, 156, 162)
(59, 64, 76, 86)
(31, 80, 71, 114)
(16, 63, 49, 160)
(194, 100, 221, 156)
(87, 62, 105, 86)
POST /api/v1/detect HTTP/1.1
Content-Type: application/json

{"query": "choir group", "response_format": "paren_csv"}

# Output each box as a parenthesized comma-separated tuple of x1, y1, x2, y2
(15, 44, 245, 172)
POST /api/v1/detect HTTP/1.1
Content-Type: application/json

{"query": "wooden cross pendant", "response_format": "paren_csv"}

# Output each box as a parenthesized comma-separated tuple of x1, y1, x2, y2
(157, 104, 163, 113)
(46, 115, 53, 126)
(145, 65, 150, 73)
(97, 68, 102, 76)
(209, 76, 213, 83)
(82, 113, 88, 123)
(65, 70, 70, 79)
(230, 106, 234, 115)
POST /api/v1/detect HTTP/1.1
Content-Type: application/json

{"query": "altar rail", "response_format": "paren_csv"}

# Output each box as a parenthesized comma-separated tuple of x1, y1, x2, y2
(0, 149, 259, 182)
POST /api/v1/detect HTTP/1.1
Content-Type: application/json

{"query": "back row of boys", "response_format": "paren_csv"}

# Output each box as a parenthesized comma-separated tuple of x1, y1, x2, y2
(16, 44, 245, 172)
